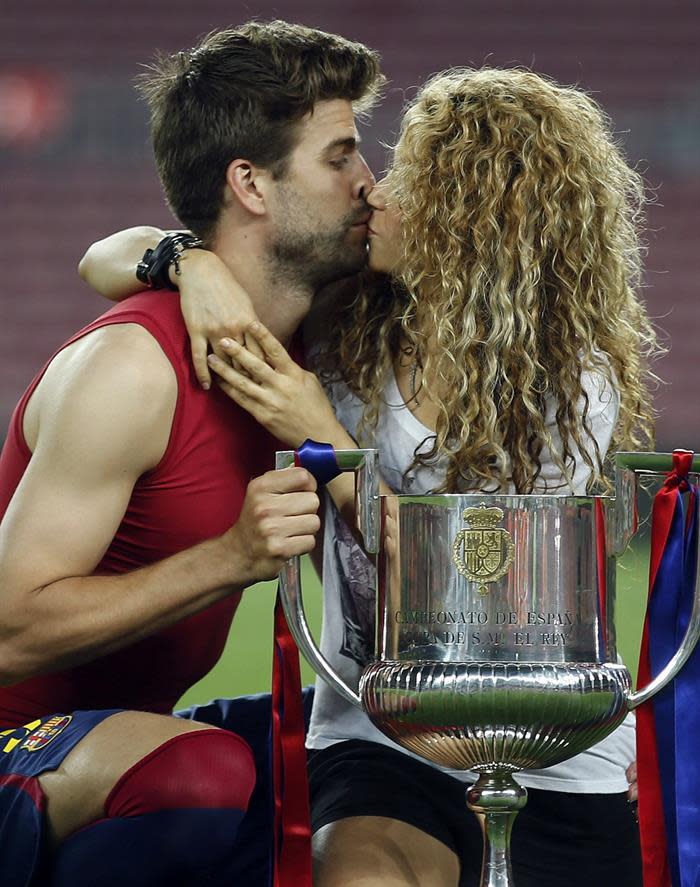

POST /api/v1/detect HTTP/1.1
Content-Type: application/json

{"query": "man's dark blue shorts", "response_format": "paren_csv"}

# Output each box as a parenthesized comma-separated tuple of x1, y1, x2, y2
(0, 709, 120, 887)
(0, 691, 313, 887)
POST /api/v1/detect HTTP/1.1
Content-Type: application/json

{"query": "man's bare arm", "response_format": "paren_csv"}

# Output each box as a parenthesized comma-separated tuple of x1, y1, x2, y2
(0, 323, 319, 684)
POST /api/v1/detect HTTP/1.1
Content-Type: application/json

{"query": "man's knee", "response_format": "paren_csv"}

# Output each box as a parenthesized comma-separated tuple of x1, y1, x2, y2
(40, 711, 254, 846)
(105, 727, 255, 817)
(49, 728, 257, 884)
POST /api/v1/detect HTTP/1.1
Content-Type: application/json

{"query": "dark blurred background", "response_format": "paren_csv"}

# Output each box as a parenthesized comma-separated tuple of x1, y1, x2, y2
(1, 0, 698, 447)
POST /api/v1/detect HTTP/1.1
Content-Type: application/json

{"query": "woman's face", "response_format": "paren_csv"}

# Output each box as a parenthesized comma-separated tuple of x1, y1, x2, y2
(366, 176, 404, 275)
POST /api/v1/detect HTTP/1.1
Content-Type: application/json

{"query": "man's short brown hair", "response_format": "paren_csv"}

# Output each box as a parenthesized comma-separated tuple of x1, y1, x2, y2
(137, 20, 384, 241)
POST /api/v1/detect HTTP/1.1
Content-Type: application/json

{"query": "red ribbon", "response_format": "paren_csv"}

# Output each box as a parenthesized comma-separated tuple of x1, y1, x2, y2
(595, 498, 608, 653)
(272, 589, 313, 887)
(271, 438, 342, 885)
(636, 449, 695, 887)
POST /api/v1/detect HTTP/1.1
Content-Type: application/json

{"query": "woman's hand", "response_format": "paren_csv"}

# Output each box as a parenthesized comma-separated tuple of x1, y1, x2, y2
(177, 250, 262, 389)
(626, 761, 637, 803)
(207, 322, 353, 449)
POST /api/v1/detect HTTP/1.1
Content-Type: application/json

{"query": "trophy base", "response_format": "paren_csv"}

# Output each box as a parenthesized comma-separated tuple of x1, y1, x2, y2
(360, 660, 630, 771)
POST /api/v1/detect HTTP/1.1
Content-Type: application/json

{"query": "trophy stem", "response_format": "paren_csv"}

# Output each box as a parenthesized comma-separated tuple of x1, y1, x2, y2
(466, 772, 528, 887)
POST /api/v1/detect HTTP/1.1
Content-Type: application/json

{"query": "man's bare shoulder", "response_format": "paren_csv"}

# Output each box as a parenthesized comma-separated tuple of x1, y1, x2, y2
(59, 321, 175, 389)
(24, 322, 178, 472)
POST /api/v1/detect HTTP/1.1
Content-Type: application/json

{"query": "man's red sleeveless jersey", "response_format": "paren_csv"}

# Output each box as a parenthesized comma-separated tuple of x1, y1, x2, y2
(0, 292, 278, 727)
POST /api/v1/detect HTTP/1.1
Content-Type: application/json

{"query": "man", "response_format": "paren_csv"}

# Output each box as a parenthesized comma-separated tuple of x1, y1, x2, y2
(0, 20, 383, 885)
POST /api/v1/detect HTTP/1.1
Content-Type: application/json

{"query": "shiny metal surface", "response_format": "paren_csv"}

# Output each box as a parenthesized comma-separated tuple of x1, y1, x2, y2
(361, 661, 630, 771)
(467, 774, 528, 887)
(276, 448, 700, 887)
(378, 495, 611, 666)
(612, 451, 700, 555)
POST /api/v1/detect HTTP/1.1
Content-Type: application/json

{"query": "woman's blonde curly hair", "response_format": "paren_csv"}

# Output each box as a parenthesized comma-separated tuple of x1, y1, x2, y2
(317, 67, 661, 493)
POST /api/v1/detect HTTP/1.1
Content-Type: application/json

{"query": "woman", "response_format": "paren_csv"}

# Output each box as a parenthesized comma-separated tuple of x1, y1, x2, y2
(81, 68, 659, 887)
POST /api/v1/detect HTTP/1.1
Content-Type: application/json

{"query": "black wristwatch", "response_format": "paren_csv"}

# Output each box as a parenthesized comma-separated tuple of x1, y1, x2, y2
(136, 232, 204, 290)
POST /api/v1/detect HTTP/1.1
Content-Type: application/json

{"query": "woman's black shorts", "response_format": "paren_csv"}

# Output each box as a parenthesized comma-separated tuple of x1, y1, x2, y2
(308, 739, 642, 887)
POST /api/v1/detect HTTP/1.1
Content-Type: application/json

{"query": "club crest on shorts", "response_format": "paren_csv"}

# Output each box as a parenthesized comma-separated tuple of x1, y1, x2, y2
(452, 504, 515, 595)
(20, 715, 72, 752)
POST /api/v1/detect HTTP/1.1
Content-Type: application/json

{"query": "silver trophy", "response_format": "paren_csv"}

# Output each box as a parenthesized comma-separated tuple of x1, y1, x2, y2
(276, 449, 700, 887)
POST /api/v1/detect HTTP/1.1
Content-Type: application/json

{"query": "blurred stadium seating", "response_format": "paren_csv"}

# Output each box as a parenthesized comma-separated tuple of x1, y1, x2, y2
(1, 0, 698, 448)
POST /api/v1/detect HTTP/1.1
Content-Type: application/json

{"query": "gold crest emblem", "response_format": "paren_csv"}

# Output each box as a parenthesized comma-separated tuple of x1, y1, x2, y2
(452, 504, 515, 595)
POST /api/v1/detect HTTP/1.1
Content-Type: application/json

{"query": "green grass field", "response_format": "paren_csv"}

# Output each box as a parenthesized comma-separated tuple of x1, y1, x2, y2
(177, 541, 651, 710)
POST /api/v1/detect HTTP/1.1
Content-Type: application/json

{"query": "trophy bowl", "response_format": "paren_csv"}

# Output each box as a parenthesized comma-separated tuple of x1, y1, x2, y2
(277, 449, 700, 887)
(360, 660, 631, 773)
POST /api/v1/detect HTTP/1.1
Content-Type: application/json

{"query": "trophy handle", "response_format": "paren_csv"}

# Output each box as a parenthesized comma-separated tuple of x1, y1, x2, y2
(614, 451, 700, 710)
(276, 448, 380, 708)
(612, 450, 700, 555)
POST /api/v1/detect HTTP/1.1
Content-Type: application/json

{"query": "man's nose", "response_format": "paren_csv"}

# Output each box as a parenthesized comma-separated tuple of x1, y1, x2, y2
(355, 154, 375, 203)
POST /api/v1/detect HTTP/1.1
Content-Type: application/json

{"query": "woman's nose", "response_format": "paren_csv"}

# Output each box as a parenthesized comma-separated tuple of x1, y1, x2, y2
(367, 178, 388, 210)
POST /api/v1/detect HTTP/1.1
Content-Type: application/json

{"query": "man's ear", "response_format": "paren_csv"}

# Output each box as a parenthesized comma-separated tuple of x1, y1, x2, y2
(225, 159, 271, 216)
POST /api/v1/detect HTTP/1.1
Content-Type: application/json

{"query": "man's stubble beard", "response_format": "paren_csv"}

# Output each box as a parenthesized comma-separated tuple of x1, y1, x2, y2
(269, 188, 368, 292)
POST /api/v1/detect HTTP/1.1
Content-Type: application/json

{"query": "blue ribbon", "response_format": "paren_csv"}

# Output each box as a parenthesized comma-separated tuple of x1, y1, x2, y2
(648, 495, 686, 886)
(649, 484, 700, 887)
(294, 439, 342, 487)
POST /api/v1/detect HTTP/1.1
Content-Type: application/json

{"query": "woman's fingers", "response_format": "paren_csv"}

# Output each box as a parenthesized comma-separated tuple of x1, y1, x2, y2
(626, 761, 638, 803)
(207, 331, 323, 448)
(244, 328, 266, 360)
(211, 337, 235, 370)
(208, 355, 263, 397)
(212, 322, 298, 389)
(189, 333, 212, 390)
(218, 337, 277, 384)
(243, 322, 295, 372)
